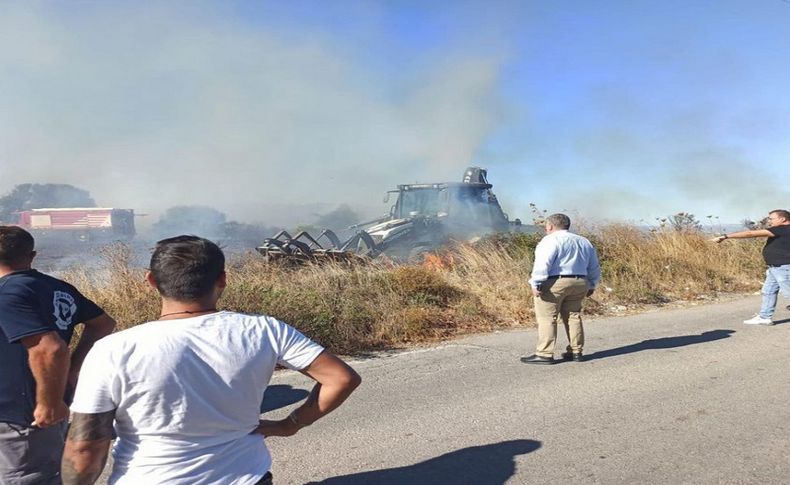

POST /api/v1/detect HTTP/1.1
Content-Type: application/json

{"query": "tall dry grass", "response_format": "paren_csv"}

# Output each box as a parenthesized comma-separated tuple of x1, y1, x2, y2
(592, 225, 763, 303)
(60, 227, 765, 354)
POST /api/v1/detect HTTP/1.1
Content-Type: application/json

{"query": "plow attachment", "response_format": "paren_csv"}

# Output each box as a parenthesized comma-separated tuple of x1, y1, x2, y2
(256, 230, 379, 263)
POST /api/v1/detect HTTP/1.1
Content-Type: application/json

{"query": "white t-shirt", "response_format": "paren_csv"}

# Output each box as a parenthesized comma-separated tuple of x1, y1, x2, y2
(70, 311, 324, 485)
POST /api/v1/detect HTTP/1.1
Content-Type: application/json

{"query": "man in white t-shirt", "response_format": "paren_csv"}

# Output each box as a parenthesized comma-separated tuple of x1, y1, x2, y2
(60, 236, 361, 484)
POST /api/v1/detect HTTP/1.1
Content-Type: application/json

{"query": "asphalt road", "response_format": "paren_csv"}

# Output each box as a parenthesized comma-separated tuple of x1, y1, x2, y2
(262, 296, 790, 484)
(96, 296, 790, 484)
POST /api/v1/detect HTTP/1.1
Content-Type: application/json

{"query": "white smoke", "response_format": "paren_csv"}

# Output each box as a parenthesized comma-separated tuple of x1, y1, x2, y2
(0, 2, 511, 228)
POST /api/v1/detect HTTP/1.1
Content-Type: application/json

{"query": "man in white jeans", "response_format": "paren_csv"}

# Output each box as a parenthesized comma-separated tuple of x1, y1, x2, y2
(61, 236, 361, 484)
(712, 209, 790, 325)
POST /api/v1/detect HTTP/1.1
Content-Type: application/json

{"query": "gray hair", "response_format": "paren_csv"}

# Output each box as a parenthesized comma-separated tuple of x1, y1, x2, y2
(546, 213, 571, 230)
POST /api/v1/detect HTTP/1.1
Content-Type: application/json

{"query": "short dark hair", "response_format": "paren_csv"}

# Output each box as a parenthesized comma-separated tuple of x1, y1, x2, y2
(149, 236, 225, 300)
(769, 209, 790, 222)
(546, 213, 571, 230)
(0, 226, 35, 265)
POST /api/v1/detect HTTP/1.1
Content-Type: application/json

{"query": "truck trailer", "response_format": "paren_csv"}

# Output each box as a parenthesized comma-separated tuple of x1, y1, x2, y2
(14, 208, 136, 243)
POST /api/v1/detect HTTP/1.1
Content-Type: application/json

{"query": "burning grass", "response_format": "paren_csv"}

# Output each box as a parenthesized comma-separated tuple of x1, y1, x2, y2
(61, 227, 765, 354)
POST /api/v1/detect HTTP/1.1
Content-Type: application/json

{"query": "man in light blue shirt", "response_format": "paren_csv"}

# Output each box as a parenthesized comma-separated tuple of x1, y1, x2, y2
(521, 213, 601, 364)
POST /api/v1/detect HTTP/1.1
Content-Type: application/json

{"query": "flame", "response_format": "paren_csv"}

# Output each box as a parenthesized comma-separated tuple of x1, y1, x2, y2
(422, 253, 455, 271)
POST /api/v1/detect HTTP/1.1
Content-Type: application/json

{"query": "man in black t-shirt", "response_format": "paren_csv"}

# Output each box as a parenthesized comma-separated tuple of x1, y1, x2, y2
(0, 226, 116, 483)
(712, 209, 790, 325)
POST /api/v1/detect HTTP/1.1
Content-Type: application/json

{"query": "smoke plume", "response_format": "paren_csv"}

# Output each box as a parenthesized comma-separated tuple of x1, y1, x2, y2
(0, 2, 510, 228)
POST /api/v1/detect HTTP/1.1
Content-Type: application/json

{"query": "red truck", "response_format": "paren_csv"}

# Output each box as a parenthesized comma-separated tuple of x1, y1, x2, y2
(15, 208, 136, 243)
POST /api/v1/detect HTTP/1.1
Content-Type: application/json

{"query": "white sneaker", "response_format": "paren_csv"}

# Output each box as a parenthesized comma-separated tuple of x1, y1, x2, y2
(743, 315, 774, 325)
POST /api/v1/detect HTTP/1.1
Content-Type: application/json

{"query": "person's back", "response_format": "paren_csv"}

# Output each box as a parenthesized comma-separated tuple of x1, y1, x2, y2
(74, 311, 322, 484)
(63, 236, 360, 485)
(531, 228, 601, 288)
(523, 214, 600, 364)
(545, 230, 597, 271)
(0, 270, 89, 424)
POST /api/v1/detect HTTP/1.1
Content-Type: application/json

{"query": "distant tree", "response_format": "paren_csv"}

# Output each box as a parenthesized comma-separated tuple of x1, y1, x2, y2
(0, 183, 96, 222)
(313, 204, 361, 231)
(666, 212, 702, 232)
(153, 206, 227, 239)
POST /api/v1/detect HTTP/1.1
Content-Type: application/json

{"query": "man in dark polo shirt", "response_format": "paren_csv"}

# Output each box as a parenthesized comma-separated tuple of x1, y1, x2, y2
(0, 226, 116, 483)
(712, 209, 790, 325)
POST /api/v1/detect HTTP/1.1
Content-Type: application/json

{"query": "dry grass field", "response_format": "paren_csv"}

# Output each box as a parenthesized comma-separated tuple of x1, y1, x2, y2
(62, 227, 765, 354)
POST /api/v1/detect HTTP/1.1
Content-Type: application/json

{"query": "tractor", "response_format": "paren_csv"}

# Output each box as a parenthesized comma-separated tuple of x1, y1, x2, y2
(256, 167, 523, 263)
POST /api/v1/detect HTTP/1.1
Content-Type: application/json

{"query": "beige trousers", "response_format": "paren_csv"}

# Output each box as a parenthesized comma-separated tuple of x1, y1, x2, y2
(534, 277, 589, 357)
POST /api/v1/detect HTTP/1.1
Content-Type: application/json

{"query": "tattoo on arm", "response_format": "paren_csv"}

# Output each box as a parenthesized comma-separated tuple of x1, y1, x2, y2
(62, 411, 115, 485)
(67, 410, 116, 441)
(61, 456, 104, 485)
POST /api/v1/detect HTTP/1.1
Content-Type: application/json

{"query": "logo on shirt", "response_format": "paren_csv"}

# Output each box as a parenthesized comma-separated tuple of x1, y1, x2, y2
(53, 291, 77, 330)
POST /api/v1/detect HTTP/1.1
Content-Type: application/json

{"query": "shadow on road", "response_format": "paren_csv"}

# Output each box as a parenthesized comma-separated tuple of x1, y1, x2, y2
(585, 329, 735, 361)
(772, 317, 790, 325)
(260, 384, 310, 413)
(306, 439, 541, 484)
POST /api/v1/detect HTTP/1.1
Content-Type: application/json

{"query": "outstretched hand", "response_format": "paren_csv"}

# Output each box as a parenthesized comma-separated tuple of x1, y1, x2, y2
(710, 235, 727, 243)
